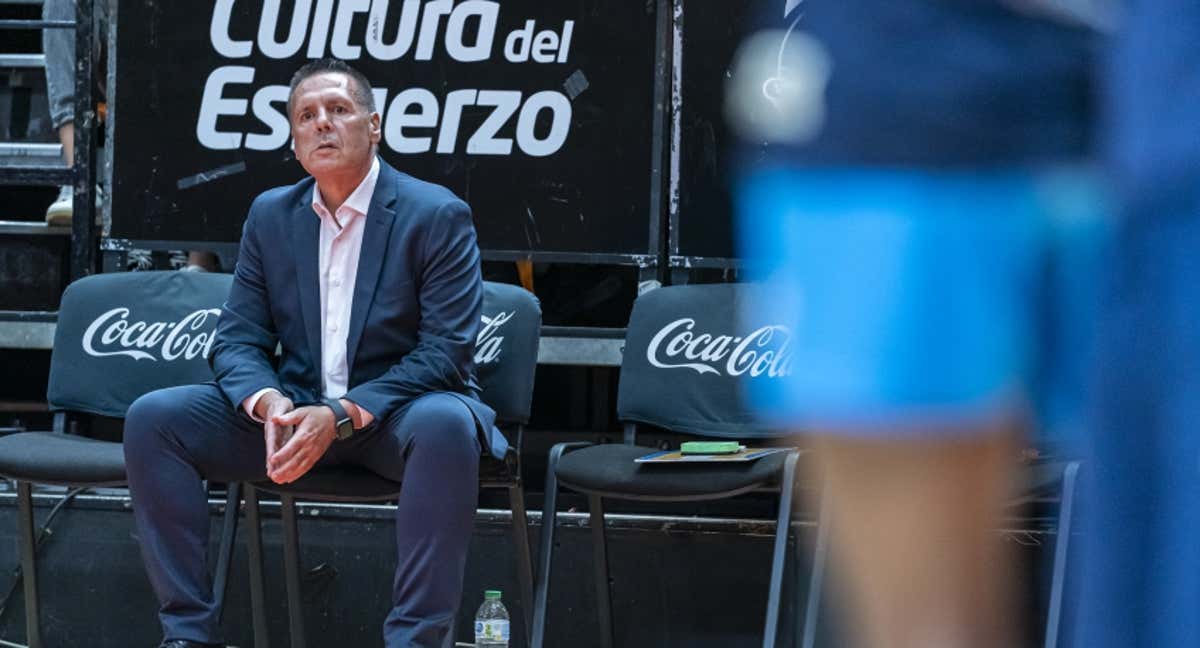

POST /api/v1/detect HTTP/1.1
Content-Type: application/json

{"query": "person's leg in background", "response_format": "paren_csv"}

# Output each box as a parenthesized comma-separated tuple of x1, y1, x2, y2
(41, 0, 107, 225)
(42, 0, 75, 224)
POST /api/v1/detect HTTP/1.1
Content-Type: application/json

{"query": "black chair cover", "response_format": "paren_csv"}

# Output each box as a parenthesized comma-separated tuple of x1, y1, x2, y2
(46, 271, 233, 417)
(476, 281, 541, 424)
(616, 283, 790, 438)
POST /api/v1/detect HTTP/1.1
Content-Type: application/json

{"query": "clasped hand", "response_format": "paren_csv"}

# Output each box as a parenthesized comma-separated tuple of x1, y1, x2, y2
(260, 393, 336, 484)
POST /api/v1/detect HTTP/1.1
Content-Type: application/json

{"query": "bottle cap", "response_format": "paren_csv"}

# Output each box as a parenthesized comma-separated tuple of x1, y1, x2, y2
(485, 590, 502, 600)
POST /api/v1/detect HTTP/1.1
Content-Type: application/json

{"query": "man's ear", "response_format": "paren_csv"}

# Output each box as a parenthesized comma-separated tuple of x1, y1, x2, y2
(369, 111, 382, 145)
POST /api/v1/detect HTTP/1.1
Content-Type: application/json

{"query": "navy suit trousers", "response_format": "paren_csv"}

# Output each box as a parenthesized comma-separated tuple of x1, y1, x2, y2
(123, 383, 481, 648)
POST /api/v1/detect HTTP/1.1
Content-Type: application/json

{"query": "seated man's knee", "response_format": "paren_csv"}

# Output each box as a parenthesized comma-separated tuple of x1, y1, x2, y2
(124, 388, 182, 458)
(405, 394, 479, 459)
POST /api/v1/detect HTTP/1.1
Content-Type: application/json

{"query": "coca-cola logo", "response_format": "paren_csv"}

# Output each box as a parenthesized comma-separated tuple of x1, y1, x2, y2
(475, 310, 514, 365)
(645, 317, 792, 378)
(81, 307, 221, 362)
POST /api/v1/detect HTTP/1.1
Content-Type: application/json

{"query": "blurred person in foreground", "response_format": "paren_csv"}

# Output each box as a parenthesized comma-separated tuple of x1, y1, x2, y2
(1075, 1, 1200, 646)
(730, 1, 1110, 646)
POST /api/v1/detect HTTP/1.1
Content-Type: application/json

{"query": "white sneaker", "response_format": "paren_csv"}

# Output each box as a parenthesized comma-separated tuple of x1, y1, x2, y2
(45, 185, 72, 226)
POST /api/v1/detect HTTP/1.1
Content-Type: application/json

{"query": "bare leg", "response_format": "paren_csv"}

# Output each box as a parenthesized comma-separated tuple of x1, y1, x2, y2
(58, 122, 73, 167)
(811, 424, 1021, 648)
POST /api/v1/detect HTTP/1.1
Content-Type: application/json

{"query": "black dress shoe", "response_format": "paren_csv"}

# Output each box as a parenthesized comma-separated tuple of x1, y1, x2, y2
(158, 641, 226, 648)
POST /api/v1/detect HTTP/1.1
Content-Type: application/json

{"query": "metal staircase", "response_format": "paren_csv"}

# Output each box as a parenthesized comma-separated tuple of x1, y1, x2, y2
(0, 0, 99, 274)
(0, 0, 100, 351)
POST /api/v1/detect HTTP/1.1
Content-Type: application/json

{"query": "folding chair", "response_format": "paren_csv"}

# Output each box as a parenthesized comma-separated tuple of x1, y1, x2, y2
(530, 283, 824, 648)
(245, 281, 541, 648)
(0, 271, 241, 648)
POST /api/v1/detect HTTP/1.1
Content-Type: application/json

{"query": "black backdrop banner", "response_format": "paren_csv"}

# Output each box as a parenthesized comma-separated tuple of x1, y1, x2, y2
(674, 0, 745, 261)
(110, 0, 658, 256)
(674, 1, 781, 262)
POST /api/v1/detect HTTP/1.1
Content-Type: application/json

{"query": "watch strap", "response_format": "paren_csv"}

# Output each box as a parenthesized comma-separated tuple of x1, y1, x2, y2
(322, 398, 355, 440)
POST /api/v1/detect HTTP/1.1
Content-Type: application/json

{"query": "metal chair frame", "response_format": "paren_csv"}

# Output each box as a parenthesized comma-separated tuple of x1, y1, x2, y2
(1042, 460, 1081, 648)
(9, 411, 242, 648)
(530, 422, 828, 648)
(244, 424, 536, 648)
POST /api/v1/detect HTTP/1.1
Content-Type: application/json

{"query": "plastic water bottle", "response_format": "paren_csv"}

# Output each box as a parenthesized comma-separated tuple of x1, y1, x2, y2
(474, 589, 510, 647)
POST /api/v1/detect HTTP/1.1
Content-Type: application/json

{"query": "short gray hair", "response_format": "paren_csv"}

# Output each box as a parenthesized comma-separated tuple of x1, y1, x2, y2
(286, 58, 376, 118)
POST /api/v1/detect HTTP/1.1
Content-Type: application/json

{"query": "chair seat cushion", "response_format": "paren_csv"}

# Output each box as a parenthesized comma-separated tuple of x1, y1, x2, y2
(254, 453, 516, 502)
(0, 432, 126, 486)
(555, 444, 791, 500)
(254, 466, 402, 502)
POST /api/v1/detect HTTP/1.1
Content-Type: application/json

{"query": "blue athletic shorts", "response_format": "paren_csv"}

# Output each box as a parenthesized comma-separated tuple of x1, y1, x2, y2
(736, 167, 1110, 443)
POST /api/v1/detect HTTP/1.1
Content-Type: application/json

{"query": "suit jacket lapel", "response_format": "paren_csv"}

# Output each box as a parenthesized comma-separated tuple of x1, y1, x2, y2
(291, 196, 323, 380)
(346, 163, 398, 375)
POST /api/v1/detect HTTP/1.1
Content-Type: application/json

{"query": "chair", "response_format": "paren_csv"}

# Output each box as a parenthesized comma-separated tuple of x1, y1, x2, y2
(530, 283, 824, 648)
(0, 271, 240, 648)
(245, 280, 541, 648)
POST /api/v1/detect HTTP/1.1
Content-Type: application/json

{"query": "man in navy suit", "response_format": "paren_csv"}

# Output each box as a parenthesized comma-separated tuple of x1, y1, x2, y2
(124, 59, 506, 648)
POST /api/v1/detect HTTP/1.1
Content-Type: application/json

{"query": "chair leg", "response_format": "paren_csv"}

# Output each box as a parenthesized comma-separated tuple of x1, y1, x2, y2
(509, 483, 535, 648)
(212, 481, 241, 623)
(16, 481, 41, 648)
(763, 451, 800, 648)
(1043, 461, 1081, 648)
(589, 494, 615, 648)
(245, 484, 271, 648)
(280, 493, 306, 648)
(532, 443, 580, 648)
(531, 477, 559, 648)
(800, 482, 831, 648)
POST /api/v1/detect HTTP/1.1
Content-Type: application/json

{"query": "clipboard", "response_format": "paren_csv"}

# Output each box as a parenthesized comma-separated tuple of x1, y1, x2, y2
(634, 447, 791, 463)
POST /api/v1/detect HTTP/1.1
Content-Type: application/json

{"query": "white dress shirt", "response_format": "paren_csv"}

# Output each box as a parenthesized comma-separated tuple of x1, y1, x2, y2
(243, 157, 380, 425)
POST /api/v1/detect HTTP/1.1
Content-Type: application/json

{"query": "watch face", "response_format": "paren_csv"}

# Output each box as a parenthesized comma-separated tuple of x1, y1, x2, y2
(337, 419, 354, 440)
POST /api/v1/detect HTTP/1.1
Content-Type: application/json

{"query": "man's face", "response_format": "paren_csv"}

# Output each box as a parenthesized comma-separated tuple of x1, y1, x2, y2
(290, 72, 381, 180)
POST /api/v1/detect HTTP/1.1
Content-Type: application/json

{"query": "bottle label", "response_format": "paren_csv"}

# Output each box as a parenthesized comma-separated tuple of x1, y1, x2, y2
(475, 619, 510, 642)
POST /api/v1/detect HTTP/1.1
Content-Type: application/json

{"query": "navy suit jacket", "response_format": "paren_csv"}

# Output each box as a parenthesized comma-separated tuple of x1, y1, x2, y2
(210, 159, 507, 459)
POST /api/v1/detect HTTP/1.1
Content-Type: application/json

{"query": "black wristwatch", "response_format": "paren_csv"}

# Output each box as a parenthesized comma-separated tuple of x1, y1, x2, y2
(322, 398, 355, 441)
